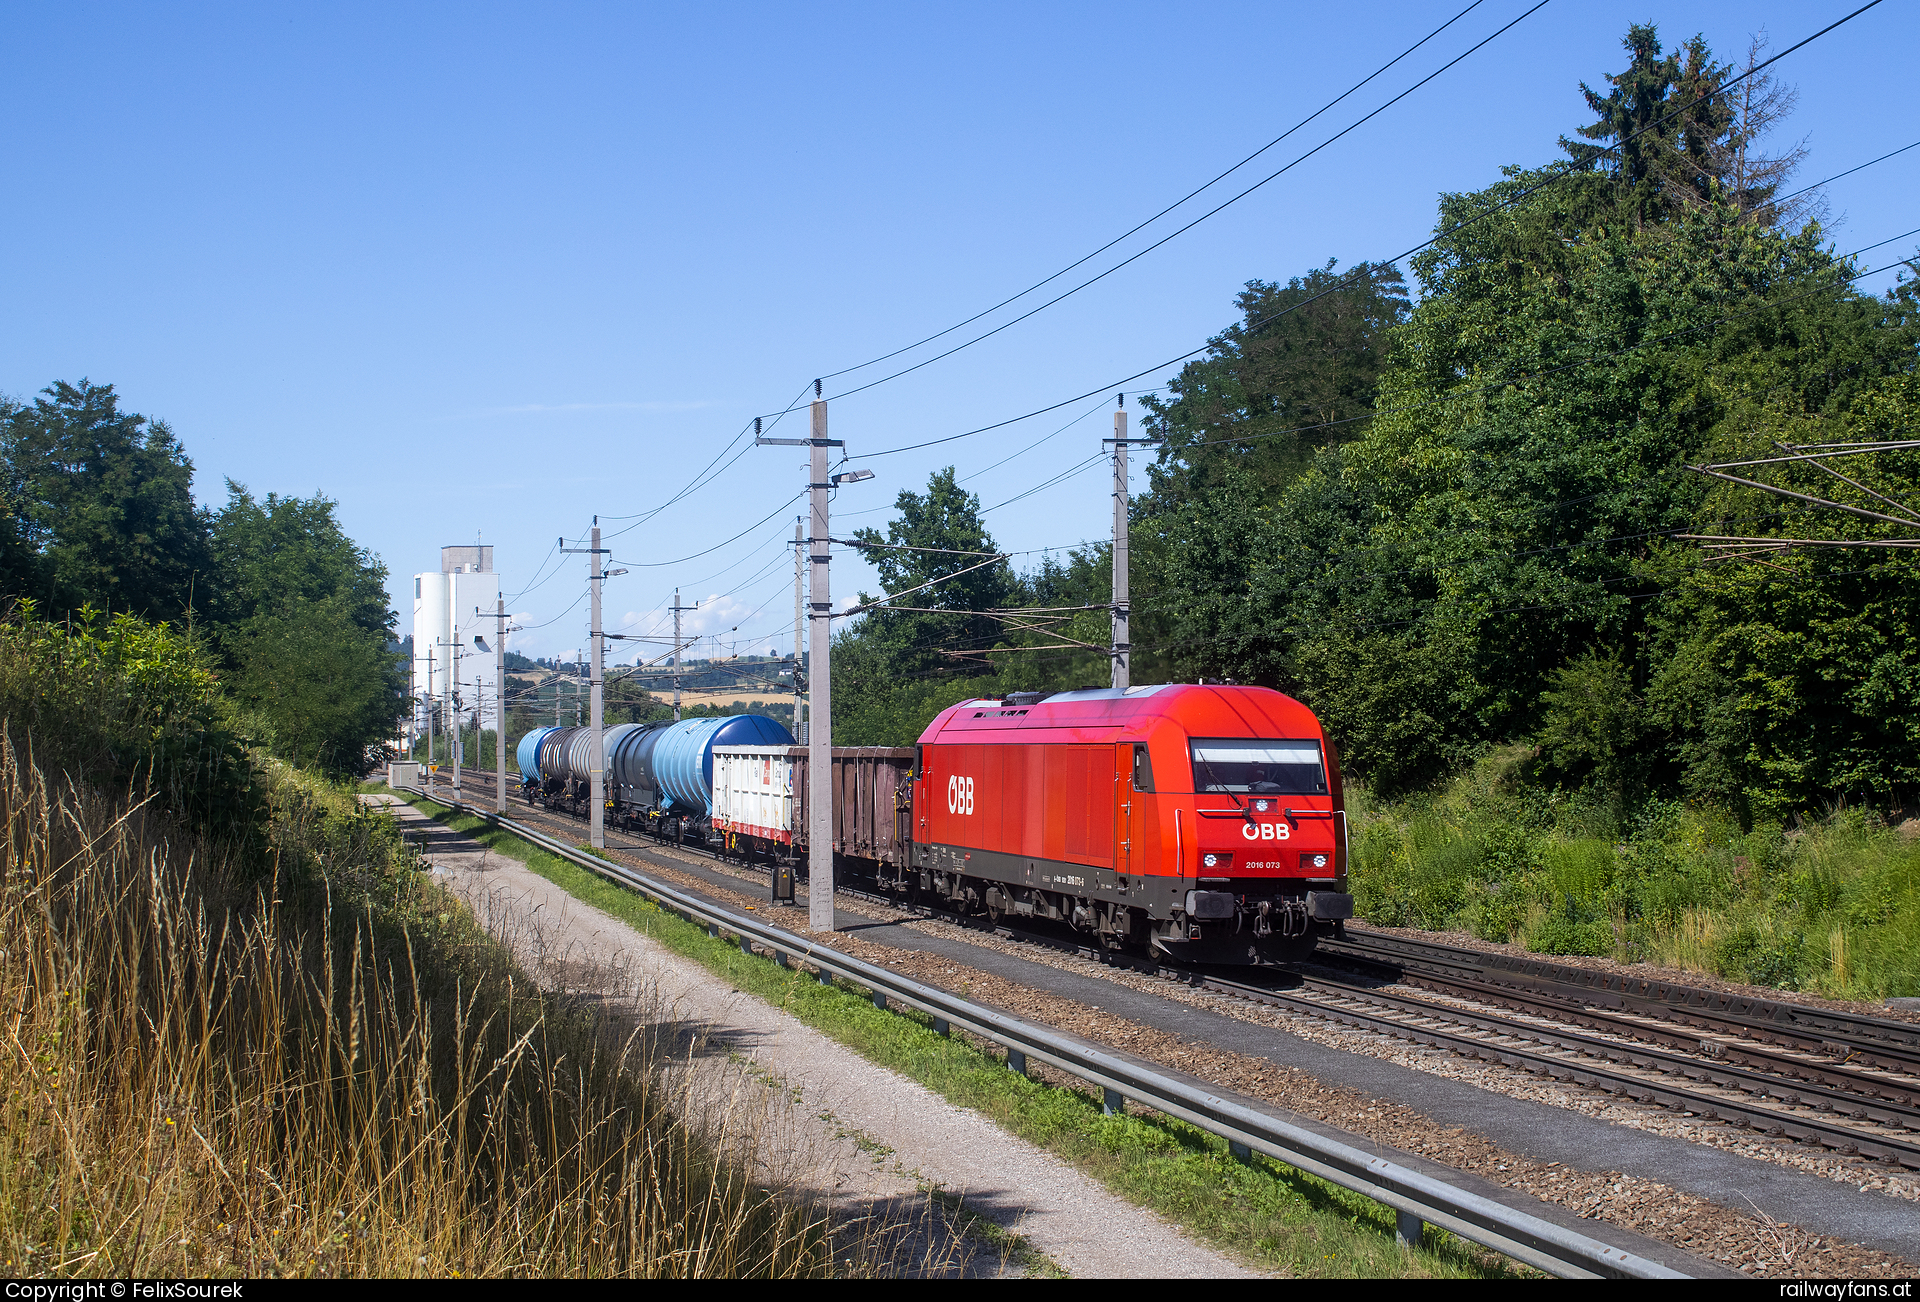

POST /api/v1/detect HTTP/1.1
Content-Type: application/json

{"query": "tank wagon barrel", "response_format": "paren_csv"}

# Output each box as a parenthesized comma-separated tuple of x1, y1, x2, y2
(515, 726, 557, 789)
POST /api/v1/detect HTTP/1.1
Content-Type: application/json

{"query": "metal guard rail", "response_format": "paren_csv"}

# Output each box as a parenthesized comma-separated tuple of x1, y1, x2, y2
(401, 785, 1688, 1280)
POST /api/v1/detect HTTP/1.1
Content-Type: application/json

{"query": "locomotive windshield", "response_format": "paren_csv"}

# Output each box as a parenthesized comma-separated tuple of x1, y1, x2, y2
(1190, 739, 1326, 794)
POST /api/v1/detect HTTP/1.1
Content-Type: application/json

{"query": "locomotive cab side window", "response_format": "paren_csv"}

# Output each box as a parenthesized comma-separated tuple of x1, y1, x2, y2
(1131, 743, 1155, 792)
(1190, 739, 1326, 794)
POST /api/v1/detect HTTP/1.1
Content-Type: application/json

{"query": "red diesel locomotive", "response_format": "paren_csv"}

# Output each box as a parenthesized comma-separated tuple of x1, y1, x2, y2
(910, 683, 1353, 963)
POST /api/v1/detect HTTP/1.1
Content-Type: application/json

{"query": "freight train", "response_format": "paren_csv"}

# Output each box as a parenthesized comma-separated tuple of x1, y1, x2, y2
(515, 683, 1352, 964)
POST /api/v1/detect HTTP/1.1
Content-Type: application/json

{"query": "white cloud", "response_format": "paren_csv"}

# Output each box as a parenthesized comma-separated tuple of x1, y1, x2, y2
(684, 593, 763, 638)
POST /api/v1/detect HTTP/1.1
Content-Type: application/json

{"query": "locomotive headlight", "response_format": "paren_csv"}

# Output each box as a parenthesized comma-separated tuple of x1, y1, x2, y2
(1301, 852, 1330, 871)
(1203, 853, 1219, 868)
(1254, 799, 1271, 812)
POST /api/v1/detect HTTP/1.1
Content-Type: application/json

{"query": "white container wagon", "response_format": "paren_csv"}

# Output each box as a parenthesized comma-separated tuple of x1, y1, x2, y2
(712, 745, 798, 844)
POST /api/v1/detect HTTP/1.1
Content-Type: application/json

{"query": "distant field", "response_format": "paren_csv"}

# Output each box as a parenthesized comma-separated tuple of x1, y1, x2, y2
(507, 670, 792, 710)
(676, 691, 792, 707)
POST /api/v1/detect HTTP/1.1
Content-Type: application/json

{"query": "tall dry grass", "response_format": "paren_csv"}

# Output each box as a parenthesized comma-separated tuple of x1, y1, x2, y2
(0, 738, 834, 1277)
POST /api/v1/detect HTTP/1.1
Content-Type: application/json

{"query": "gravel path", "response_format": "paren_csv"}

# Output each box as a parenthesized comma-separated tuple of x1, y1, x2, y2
(365, 795, 1260, 1279)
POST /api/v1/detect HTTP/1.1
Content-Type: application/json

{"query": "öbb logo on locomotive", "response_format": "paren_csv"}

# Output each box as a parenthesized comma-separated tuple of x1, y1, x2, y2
(517, 683, 1353, 965)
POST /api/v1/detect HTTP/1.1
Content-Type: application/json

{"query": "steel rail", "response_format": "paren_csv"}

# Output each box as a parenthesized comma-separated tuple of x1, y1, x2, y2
(438, 778, 1920, 1133)
(1316, 945, 1920, 1108)
(1203, 974, 1920, 1170)
(394, 784, 1686, 1280)
(1325, 933, 1920, 1068)
(1283, 976, 1920, 1137)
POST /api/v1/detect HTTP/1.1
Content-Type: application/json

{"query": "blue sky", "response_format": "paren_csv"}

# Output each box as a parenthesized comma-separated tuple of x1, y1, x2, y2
(3, 1, 1915, 662)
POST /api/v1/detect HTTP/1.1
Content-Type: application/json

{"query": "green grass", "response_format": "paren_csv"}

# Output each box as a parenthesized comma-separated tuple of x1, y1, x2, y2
(1347, 750, 1920, 998)
(392, 793, 1529, 1280)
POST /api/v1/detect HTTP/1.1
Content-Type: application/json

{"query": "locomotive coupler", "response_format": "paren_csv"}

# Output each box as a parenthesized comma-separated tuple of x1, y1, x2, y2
(1253, 896, 1311, 938)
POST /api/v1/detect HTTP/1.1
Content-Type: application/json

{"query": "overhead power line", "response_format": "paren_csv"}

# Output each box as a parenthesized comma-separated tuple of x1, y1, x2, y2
(812, 0, 1499, 388)
(1771, 136, 1920, 209)
(556, 239, 1910, 655)
(512, 3, 1892, 653)
(845, 0, 1890, 460)
(803, 1, 1556, 408)
(539, 0, 1893, 599)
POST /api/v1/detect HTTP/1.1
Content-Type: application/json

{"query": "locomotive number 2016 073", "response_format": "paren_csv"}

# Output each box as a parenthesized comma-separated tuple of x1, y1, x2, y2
(947, 775, 976, 815)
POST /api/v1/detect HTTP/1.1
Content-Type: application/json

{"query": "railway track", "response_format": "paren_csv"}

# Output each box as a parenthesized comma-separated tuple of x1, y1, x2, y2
(412, 775, 1920, 1171)
(1203, 971, 1920, 1171)
(1322, 931, 1920, 1076)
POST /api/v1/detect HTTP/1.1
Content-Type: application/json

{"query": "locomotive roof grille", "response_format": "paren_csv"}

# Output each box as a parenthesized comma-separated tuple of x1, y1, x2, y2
(965, 683, 1174, 710)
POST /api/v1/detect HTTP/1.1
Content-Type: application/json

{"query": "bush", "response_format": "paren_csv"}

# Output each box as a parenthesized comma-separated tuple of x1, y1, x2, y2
(0, 603, 264, 848)
(1713, 922, 1808, 988)
(1533, 648, 1646, 799)
(1347, 764, 1920, 997)
(1527, 913, 1613, 957)
(1465, 880, 1533, 944)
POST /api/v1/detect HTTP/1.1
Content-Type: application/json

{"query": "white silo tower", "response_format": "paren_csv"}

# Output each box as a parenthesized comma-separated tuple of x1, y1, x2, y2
(410, 545, 502, 763)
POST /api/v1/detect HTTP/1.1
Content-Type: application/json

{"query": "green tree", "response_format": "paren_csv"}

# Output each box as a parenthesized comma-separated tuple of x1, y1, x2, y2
(0, 396, 44, 604)
(208, 483, 404, 775)
(1140, 260, 1410, 503)
(1, 380, 210, 620)
(844, 467, 1017, 690)
(852, 468, 1015, 616)
(207, 483, 393, 636)
(221, 595, 402, 774)
(1533, 647, 1647, 800)
(1646, 367, 1920, 819)
(1560, 25, 1807, 228)
(1561, 24, 1730, 226)
(1137, 26, 1912, 795)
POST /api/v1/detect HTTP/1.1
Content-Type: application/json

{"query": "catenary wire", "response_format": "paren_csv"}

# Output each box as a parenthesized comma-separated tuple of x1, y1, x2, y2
(838, 0, 1890, 458)
(813, 1, 1556, 406)
(813, 0, 1496, 385)
(511, 15, 1897, 655)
